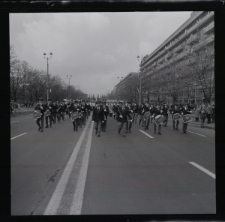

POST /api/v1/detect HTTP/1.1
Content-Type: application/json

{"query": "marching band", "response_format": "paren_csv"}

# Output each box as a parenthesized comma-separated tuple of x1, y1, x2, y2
(33, 98, 193, 137)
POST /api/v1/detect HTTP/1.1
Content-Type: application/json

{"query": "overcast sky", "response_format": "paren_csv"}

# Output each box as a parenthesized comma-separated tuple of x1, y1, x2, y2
(10, 12, 191, 95)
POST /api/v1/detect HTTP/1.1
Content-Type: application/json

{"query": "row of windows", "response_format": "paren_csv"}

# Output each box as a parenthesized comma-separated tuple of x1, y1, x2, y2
(141, 11, 214, 68)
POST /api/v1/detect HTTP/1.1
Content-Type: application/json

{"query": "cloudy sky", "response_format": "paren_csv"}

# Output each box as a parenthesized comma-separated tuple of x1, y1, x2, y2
(10, 12, 191, 95)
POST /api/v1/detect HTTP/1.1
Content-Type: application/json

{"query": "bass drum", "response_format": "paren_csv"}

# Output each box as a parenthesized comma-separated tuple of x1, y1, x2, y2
(33, 110, 41, 120)
(154, 115, 163, 126)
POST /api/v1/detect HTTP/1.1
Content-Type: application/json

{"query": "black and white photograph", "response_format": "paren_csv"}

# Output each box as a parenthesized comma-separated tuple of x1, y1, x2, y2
(10, 11, 215, 215)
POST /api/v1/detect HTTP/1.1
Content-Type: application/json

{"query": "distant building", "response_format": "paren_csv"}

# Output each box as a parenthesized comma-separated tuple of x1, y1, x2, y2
(139, 11, 214, 105)
(114, 72, 139, 102)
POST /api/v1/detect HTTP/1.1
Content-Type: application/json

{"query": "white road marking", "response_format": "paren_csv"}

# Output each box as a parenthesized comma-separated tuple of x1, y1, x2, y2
(70, 121, 94, 215)
(10, 121, 19, 123)
(44, 117, 92, 215)
(139, 130, 154, 139)
(188, 131, 206, 137)
(11, 133, 27, 140)
(189, 162, 215, 179)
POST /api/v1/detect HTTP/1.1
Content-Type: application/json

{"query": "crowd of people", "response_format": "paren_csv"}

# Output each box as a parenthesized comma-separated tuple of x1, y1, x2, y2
(32, 98, 214, 135)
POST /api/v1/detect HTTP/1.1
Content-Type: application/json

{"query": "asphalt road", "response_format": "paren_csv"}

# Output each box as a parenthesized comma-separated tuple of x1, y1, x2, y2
(11, 113, 215, 215)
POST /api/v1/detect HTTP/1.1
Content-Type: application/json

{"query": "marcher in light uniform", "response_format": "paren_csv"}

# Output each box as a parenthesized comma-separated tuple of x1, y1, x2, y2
(181, 104, 192, 134)
(153, 104, 163, 135)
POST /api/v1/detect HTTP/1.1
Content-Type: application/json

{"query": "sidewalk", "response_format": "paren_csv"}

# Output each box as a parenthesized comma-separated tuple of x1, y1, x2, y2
(168, 113, 215, 130)
(187, 113, 215, 130)
(11, 108, 33, 117)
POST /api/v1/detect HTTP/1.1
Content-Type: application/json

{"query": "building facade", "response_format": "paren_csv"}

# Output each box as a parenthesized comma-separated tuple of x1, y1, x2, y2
(140, 11, 214, 105)
(115, 72, 139, 102)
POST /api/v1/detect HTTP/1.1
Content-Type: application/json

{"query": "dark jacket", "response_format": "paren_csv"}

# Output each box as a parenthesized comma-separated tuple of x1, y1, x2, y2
(35, 103, 46, 115)
(92, 106, 104, 122)
(162, 105, 169, 116)
(116, 107, 132, 123)
(152, 107, 163, 117)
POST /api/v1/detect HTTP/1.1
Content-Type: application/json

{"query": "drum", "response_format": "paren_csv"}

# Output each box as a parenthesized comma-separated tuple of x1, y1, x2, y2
(33, 110, 41, 120)
(154, 115, 164, 126)
(45, 110, 51, 116)
(173, 113, 181, 121)
(70, 112, 80, 121)
(181, 114, 192, 123)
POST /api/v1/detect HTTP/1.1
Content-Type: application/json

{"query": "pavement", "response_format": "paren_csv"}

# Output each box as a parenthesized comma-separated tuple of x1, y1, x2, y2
(11, 108, 34, 117)
(11, 113, 215, 215)
(168, 113, 215, 130)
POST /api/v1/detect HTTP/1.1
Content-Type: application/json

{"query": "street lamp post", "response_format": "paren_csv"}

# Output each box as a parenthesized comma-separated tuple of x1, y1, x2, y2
(67, 75, 72, 99)
(43, 52, 53, 101)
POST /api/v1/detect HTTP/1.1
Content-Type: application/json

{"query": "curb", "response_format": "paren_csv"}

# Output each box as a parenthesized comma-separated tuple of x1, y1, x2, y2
(167, 118, 215, 130)
(11, 111, 33, 117)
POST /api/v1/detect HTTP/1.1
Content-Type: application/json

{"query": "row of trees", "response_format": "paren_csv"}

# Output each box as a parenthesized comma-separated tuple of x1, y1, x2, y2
(10, 45, 87, 104)
(111, 48, 214, 105)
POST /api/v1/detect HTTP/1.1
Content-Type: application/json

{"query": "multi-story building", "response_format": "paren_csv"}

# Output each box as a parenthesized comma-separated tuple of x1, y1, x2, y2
(139, 11, 214, 105)
(114, 72, 139, 101)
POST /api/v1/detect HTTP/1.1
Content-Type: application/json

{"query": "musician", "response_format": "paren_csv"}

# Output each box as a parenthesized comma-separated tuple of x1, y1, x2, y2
(34, 98, 45, 132)
(116, 103, 132, 137)
(61, 101, 67, 121)
(80, 101, 87, 126)
(199, 104, 207, 128)
(86, 101, 91, 117)
(45, 98, 53, 128)
(126, 103, 133, 133)
(162, 103, 169, 127)
(132, 103, 139, 124)
(172, 104, 180, 130)
(102, 102, 109, 132)
(143, 104, 150, 130)
(76, 101, 83, 128)
(67, 100, 73, 119)
(181, 104, 191, 134)
(55, 101, 62, 123)
(92, 101, 104, 137)
(138, 104, 144, 126)
(52, 101, 57, 124)
(113, 104, 117, 119)
(70, 102, 80, 131)
(153, 104, 163, 135)
(150, 105, 154, 123)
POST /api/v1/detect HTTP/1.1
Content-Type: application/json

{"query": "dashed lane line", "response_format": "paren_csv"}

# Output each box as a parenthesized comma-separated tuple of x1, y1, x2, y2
(139, 130, 154, 139)
(11, 133, 27, 140)
(189, 162, 215, 179)
(44, 117, 92, 215)
(70, 121, 94, 215)
(188, 131, 206, 137)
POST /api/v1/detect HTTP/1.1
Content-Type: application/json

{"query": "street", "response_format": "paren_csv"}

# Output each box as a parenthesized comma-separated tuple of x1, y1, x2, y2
(11, 113, 215, 215)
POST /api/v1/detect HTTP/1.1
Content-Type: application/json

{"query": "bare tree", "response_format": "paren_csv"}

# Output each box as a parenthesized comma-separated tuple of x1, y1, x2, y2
(187, 49, 214, 104)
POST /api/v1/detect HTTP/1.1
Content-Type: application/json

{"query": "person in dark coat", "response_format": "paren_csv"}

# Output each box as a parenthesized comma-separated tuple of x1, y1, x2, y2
(45, 99, 53, 128)
(153, 104, 163, 135)
(162, 104, 169, 127)
(171, 104, 181, 130)
(34, 98, 46, 132)
(92, 101, 104, 137)
(116, 103, 132, 137)
(102, 102, 109, 132)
